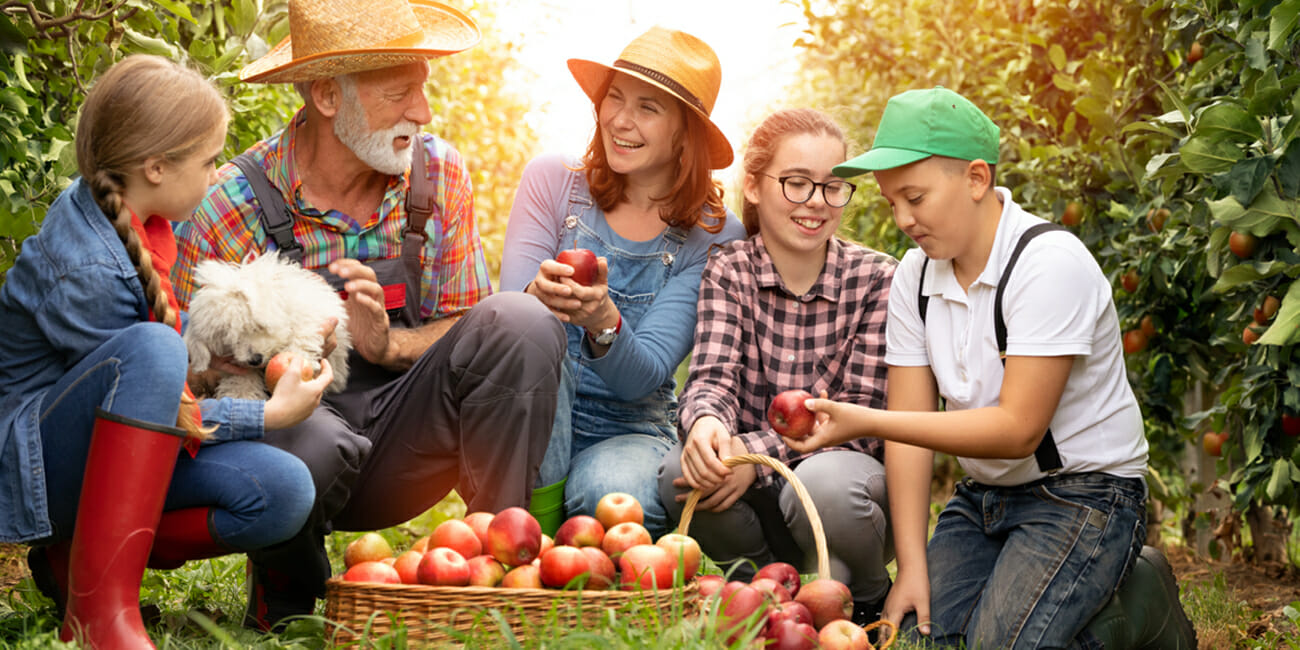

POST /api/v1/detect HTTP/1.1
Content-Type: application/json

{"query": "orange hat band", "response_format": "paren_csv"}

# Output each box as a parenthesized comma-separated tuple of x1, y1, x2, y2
(614, 59, 706, 115)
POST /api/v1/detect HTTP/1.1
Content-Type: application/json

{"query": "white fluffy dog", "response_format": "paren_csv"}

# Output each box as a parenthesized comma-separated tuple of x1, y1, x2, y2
(185, 251, 351, 400)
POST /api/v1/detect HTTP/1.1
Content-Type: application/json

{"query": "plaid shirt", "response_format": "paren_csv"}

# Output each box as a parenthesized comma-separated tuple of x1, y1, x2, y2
(171, 109, 491, 318)
(678, 235, 896, 488)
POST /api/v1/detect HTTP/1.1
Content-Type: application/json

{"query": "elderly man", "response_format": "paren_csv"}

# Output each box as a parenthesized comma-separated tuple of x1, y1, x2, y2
(171, 0, 563, 631)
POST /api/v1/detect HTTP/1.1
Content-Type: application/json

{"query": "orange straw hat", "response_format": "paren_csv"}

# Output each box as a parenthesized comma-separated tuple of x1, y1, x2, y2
(568, 26, 733, 169)
(240, 0, 480, 84)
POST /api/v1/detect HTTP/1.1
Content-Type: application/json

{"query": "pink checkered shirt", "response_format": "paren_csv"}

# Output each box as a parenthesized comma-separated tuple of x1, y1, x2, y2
(678, 235, 896, 488)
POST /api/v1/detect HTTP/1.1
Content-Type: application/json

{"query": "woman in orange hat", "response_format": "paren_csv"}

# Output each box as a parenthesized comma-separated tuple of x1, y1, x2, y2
(501, 26, 745, 538)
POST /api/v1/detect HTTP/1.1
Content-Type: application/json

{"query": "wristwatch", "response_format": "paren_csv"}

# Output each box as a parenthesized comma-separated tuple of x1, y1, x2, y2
(587, 315, 622, 346)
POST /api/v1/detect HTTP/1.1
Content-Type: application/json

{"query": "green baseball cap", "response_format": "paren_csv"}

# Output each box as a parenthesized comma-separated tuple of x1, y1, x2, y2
(833, 87, 1000, 177)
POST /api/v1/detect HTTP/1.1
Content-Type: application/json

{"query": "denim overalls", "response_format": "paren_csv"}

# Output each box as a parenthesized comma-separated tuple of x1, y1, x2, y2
(539, 169, 689, 536)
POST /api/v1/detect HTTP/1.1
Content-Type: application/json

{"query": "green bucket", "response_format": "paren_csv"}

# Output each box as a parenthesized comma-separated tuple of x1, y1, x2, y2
(529, 479, 566, 537)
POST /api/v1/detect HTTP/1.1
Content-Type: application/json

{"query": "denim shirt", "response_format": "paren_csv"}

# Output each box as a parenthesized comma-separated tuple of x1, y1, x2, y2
(0, 179, 262, 542)
(500, 154, 745, 448)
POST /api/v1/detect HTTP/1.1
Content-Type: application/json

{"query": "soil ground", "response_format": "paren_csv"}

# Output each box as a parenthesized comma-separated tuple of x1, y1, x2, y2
(1, 541, 1297, 647)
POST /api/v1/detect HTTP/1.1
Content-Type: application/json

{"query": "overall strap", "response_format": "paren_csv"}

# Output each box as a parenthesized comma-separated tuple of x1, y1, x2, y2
(915, 221, 1068, 473)
(994, 222, 1067, 472)
(232, 153, 303, 265)
(402, 140, 439, 314)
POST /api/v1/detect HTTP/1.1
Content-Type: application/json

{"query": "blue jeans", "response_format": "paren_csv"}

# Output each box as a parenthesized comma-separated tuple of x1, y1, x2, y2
(921, 472, 1146, 649)
(38, 322, 313, 550)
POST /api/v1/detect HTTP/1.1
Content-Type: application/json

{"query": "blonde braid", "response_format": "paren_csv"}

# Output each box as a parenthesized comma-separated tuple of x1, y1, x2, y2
(89, 170, 209, 441)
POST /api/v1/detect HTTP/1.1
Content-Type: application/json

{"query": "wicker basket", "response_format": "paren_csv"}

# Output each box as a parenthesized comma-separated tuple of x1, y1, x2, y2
(677, 453, 896, 649)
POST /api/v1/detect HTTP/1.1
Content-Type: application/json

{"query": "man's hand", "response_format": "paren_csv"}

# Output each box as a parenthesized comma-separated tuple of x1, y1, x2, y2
(319, 316, 339, 360)
(330, 259, 392, 366)
(188, 354, 251, 396)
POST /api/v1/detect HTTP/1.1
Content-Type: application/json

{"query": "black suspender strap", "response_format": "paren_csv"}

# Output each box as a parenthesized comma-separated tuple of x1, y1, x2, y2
(234, 142, 438, 272)
(232, 153, 303, 265)
(916, 222, 1067, 472)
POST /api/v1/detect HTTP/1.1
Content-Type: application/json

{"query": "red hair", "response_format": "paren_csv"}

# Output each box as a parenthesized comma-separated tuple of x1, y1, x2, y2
(579, 80, 726, 234)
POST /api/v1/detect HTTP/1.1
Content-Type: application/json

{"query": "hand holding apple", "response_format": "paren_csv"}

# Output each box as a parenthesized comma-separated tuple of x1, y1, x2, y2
(555, 248, 598, 286)
(768, 389, 816, 438)
(264, 352, 317, 393)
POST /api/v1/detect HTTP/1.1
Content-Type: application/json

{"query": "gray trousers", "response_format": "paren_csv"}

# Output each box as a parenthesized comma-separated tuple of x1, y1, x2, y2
(252, 292, 564, 592)
(658, 444, 893, 603)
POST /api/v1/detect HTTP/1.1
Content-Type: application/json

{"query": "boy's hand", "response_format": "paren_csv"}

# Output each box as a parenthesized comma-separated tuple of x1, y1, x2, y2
(884, 568, 932, 636)
(782, 392, 861, 452)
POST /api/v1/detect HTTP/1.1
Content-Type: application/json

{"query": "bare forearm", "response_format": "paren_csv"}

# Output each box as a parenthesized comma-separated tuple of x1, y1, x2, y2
(886, 442, 934, 571)
(376, 314, 462, 371)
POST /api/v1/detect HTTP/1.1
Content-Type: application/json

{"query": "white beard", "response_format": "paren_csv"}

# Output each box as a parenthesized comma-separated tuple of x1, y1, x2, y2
(333, 83, 419, 176)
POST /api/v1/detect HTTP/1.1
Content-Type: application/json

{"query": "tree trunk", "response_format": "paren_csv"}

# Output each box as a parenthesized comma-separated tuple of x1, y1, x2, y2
(1245, 501, 1289, 565)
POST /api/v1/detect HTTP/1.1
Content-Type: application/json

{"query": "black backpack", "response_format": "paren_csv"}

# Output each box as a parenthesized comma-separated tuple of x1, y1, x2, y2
(917, 222, 1066, 473)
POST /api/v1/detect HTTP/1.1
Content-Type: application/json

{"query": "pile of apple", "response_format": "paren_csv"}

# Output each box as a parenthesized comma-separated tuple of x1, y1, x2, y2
(698, 563, 878, 649)
(339, 492, 703, 592)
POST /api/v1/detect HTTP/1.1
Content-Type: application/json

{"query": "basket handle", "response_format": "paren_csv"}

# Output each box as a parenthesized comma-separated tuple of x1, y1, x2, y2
(676, 453, 830, 580)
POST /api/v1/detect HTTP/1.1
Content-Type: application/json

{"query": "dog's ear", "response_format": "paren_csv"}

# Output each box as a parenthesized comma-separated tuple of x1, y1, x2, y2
(186, 334, 212, 371)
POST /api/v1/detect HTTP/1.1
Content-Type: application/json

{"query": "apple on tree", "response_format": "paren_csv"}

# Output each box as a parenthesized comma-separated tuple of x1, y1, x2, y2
(768, 389, 816, 438)
(555, 248, 598, 286)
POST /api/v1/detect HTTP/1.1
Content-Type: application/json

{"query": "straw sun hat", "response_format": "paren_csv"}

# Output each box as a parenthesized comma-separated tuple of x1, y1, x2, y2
(240, 0, 480, 84)
(568, 26, 733, 169)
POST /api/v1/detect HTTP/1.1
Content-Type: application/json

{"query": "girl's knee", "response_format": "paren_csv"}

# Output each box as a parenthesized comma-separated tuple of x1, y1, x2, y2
(116, 322, 188, 382)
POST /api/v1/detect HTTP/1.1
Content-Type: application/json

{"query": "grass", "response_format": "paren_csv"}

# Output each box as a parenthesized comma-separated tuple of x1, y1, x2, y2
(1, 493, 1297, 649)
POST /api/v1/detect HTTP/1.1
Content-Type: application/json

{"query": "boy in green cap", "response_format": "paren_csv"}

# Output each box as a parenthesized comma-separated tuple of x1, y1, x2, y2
(785, 87, 1197, 649)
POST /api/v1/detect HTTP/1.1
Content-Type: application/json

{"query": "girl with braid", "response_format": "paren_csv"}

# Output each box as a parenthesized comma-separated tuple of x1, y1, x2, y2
(0, 55, 326, 649)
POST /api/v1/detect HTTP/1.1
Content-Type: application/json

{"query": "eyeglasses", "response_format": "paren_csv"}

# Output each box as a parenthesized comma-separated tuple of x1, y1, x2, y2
(762, 173, 856, 208)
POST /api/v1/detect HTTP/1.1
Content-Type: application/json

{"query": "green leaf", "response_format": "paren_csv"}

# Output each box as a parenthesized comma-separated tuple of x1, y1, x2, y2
(1228, 157, 1274, 205)
(1260, 279, 1300, 345)
(1266, 458, 1292, 500)
(149, 0, 196, 25)
(1245, 34, 1269, 70)
(1195, 103, 1264, 142)
(1269, 0, 1300, 51)
(1212, 260, 1289, 291)
(1208, 186, 1300, 235)
(122, 28, 179, 58)
(1280, 141, 1300, 199)
(1154, 80, 1190, 123)
(1181, 135, 1245, 173)
(1049, 44, 1067, 70)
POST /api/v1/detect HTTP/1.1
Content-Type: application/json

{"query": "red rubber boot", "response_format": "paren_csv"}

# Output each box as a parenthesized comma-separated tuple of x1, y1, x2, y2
(59, 410, 184, 650)
(148, 507, 230, 569)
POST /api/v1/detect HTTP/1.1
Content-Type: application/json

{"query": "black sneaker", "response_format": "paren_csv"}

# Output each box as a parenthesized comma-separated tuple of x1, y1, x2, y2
(243, 560, 318, 633)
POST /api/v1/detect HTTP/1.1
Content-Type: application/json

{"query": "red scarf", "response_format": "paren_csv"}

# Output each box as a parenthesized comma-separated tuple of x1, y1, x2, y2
(129, 212, 201, 455)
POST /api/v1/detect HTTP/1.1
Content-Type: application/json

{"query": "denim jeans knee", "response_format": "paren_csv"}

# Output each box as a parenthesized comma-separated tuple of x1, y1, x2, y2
(566, 434, 674, 538)
(926, 473, 1146, 649)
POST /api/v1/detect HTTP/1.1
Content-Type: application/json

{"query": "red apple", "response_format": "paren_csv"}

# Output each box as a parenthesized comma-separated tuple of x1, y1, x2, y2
(1283, 414, 1300, 437)
(756, 561, 802, 598)
(617, 543, 676, 591)
(697, 574, 726, 599)
(795, 577, 853, 629)
(819, 618, 871, 650)
(264, 352, 315, 392)
(766, 599, 815, 635)
(464, 511, 495, 551)
(539, 545, 594, 589)
(486, 506, 542, 567)
(601, 521, 653, 559)
(581, 546, 616, 590)
(750, 576, 793, 603)
(594, 492, 645, 529)
(768, 618, 820, 650)
(430, 518, 482, 560)
(655, 532, 702, 583)
(380, 557, 396, 566)
(539, 533, 554, 559)
(768, 389, 816, 438)
(341, 560, 401, 584)
(392, 549, 423, 584)
(555, 514, 605, 548)
(555, 248, 598, 286)
(717, 580, 770, 645)
(466, 554, 506, 587)
(417, 547, 470, 587)
(501, 563, 543, 589)
(344, 532, 393, 569)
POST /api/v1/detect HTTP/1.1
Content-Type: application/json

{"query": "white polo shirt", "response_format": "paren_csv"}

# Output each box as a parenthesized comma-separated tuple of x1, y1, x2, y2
(884, 187, 1148, 486)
